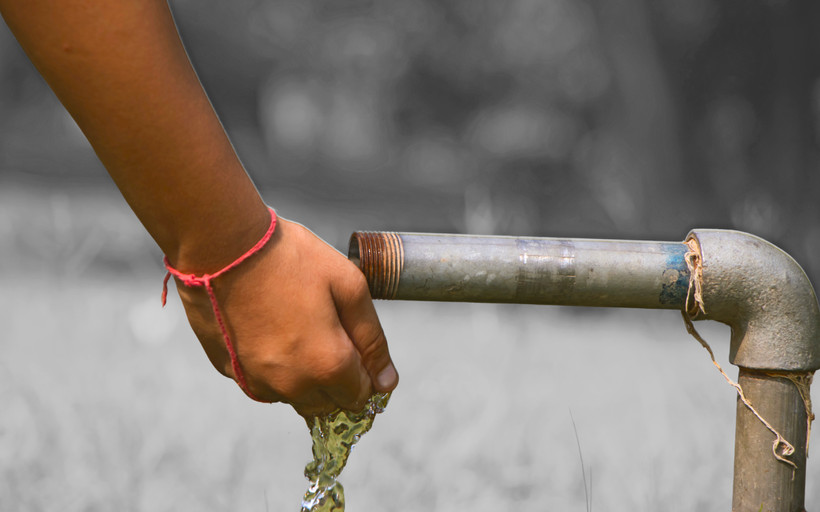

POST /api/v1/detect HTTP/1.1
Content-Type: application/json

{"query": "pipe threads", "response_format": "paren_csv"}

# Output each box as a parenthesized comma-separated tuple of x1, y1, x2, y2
(350, 232, 403, 299)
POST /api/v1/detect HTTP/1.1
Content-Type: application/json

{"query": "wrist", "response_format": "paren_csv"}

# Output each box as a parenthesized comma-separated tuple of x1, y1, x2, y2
(165, 199, 273, 275)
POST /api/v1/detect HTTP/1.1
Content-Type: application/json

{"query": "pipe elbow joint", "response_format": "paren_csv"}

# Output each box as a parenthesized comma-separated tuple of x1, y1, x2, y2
(687, 229, 820, 371)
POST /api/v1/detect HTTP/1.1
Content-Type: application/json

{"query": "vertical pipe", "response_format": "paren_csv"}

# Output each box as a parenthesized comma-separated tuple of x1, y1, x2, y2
(733, 369, 808, 512)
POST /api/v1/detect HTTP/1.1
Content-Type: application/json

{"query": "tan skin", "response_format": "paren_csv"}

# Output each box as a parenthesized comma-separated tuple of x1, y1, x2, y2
(0, 0, 398, 417)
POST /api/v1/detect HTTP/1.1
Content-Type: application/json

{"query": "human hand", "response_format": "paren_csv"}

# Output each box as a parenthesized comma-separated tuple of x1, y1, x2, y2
(0, 0, 396, 418)
(172, 218, 398, 417)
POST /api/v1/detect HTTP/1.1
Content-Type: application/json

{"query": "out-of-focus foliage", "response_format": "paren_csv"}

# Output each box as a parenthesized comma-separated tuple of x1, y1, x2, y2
(1, 0, 819, 281)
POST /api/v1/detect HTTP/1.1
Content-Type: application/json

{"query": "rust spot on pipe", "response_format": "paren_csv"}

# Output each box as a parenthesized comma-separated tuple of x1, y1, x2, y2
(349, 232, 403, 299)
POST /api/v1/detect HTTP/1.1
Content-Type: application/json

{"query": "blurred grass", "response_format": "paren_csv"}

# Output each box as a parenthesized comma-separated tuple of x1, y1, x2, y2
(2, 184, 816, 511)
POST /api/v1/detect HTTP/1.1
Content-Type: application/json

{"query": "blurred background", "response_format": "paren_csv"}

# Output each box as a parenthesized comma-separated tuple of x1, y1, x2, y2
(1, 0, 818, 510)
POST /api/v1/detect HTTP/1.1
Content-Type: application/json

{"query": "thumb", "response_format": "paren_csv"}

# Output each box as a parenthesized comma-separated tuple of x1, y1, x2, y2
(332, 269, 398, 393)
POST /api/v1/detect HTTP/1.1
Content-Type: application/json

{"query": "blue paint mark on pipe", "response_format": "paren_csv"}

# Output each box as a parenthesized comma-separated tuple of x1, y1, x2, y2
(659, 243, 690, 307)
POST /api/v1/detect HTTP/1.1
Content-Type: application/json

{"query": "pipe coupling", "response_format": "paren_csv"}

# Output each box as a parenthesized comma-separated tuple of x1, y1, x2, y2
(687, 229, 820, 371)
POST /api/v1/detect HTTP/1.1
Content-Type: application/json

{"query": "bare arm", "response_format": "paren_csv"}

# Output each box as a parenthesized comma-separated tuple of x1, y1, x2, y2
(0, 0, 267, 268)
(0, 0, 398, 414)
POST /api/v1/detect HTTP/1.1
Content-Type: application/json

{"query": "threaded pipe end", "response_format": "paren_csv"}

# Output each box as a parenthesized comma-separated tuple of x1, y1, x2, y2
(348, 232, 403, 300)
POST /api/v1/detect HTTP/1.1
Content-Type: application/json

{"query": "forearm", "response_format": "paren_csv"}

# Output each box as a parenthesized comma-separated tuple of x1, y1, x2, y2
(0, 0, 269, 271)
(1, 0, 400, 411)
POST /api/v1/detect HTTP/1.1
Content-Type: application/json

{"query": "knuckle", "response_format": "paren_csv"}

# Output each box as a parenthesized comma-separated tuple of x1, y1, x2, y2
(357, 330, 389, 363)
(350, 270, 370, 296)
(337, 267, 370, 302)
(243, 376, 284, 403)
(241, 337, 348, 404)
(312, 345, 358, 385)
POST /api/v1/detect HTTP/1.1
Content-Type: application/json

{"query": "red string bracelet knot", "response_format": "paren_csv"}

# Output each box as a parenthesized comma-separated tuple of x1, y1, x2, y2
(161, 207, 277, 402)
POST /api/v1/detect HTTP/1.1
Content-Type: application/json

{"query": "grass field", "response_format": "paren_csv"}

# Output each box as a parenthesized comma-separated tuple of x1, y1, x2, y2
(1, 185, 816, 511)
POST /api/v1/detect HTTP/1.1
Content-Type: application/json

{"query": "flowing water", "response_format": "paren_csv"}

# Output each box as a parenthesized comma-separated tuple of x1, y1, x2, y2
(301, 392, 391, 511)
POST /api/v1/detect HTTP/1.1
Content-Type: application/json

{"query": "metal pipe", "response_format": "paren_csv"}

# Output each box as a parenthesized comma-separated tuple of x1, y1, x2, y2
(685, 229, 819, 511)
(349, 232, 690, 309)
(349, 229, 820, 510)
(685, 229, 820, 371)
(732, 369, 808, 512)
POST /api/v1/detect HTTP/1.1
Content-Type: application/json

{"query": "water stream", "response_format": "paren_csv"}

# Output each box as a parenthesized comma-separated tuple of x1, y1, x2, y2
(301, 392, 391, 511)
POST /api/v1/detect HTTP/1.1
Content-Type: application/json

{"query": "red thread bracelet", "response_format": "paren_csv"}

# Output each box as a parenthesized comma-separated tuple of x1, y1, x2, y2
(161, 207, 277, 402)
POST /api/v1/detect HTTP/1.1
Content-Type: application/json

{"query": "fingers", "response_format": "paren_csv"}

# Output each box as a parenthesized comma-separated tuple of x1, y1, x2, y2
(311, 327, 374, 410)
(175, 219, 396, 415)
(332, 267, 399, 393)
(186, 289, 375, 413)
(290, 373, 368, 419)
(233, 325, 372, 412)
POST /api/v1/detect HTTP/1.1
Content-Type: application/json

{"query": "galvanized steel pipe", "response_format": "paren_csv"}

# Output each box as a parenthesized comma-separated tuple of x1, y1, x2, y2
(686, 229, 820, 371)
(349, 228, 820, 511)
(685, 229, 820, 512)
(732, 369, 809, 511)
(349, 232, 690, 309)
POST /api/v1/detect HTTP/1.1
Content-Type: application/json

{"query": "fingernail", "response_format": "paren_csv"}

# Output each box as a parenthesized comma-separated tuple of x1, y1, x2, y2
(376, 364, 398, 391)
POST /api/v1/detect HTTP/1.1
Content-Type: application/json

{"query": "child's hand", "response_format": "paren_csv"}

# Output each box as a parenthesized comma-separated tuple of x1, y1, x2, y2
(172, 219, 398, 417)
(0, 0, 397, 418)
